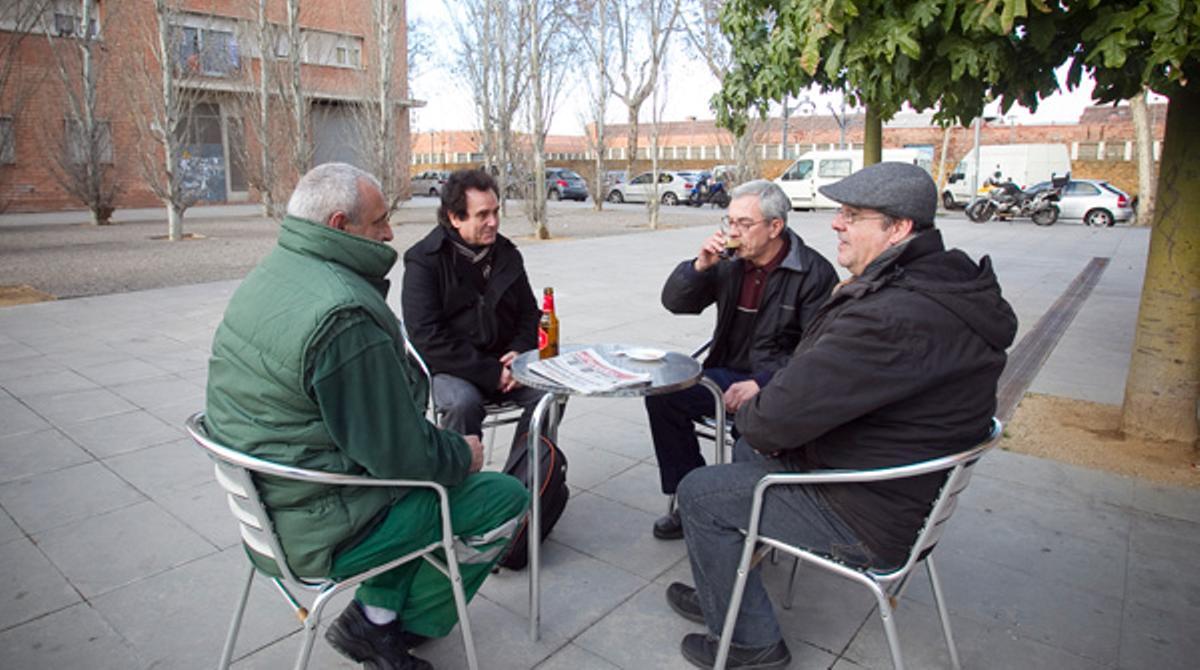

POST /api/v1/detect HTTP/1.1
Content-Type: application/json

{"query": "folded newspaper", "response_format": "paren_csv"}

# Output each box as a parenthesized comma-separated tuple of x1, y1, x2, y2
(526, 348, 652, 394)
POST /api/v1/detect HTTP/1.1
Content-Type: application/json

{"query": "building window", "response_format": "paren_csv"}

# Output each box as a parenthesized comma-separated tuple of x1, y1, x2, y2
(0, 117, 14, 164)
(175, 24, 241, 76)
(51, 1, 100, 38)
(65, 119, 113, 164)
(304, 30, 363, 69)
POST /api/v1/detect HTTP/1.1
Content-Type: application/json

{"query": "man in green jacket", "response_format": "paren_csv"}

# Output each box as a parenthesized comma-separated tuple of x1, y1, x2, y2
(206, 163, 528, 670)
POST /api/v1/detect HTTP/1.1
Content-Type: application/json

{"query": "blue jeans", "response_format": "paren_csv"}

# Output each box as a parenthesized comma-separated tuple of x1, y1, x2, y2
(644, 367, 751, 494)
(677, 439, 877, 647)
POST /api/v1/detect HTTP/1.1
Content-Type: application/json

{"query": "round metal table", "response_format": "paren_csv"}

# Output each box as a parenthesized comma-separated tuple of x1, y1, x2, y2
(510, 344, 727, 640)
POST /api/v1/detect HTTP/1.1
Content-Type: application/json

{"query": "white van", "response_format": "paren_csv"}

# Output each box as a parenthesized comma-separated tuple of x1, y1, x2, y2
(942, 143, 1070, 209)
(774, 148, 932, 209)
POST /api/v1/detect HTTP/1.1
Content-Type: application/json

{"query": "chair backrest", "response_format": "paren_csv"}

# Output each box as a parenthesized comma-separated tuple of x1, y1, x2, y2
(185, 412, 304, 584)
(398, 319, 438, 421)
(872, 417, 1003, 579)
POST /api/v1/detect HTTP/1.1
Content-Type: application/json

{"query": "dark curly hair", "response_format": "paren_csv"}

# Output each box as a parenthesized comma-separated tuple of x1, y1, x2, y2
(437, 169, 500, 228)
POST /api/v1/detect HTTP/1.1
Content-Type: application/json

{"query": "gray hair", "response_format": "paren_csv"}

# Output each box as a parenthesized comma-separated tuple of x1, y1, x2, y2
(730, 179, 790, 225)
(286, 162, 382, 225)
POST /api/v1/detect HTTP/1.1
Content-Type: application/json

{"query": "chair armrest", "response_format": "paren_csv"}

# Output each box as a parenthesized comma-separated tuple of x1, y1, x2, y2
(186, 413, 451, 497)
(751, 418, 1001, 503)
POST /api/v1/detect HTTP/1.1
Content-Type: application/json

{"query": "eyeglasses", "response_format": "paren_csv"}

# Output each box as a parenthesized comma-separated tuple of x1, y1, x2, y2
(720, 215, 768, 232)
(834, 208, 887, 226)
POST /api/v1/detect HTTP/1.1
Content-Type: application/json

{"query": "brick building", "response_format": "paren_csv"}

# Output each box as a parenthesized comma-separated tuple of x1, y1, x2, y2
(0, 0, 414, 214)
(412, 103, 1166, 196)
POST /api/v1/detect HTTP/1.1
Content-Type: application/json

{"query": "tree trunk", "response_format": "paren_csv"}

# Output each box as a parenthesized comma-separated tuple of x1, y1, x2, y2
(529, 0, 548, 240)
(167, 202, 183, 241)
(936, 125, 952, 191)
(625, 106, 639, 179)
(1120, 83, 1200, 444)
(1131, 89, 1156, 227)
(648, 84, 660, 230)
(863, 105, 882, 166)
(256, 0, 274, 219)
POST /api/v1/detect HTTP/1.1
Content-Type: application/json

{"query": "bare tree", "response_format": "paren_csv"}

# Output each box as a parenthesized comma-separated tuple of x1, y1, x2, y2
(527, 0, 548, 237)
(522, 0, 575, 237)
(284, 0, 310, 178)
(1130, 89, 1156, 226)
(608, 0, 681, 179)
(646, 56, 668, 229)
(446, 0, 494, 175)
(679, 0, 756, 184)
(347, 0, 406, 207)
(0, 0, 54, 213)
(43, 0, 120, 225)
(248, 0, 281, 218)
(569, 0, 613, 210)
(126, 0, 209, 240)
(448, 0, 530, 215)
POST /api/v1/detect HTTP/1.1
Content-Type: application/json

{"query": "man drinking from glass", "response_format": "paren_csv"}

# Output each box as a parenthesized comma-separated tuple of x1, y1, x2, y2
(643, 180, 837, 540)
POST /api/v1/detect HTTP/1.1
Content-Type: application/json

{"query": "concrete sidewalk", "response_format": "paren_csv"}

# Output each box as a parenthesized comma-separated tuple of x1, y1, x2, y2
(1, 215, 1196, 669)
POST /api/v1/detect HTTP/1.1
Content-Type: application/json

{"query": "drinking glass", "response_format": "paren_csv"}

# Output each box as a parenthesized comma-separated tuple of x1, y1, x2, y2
(719, 217, 741, 259)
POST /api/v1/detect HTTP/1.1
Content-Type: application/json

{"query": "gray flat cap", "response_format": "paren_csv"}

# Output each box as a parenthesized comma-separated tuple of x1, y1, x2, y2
(818, 161, 937, 229)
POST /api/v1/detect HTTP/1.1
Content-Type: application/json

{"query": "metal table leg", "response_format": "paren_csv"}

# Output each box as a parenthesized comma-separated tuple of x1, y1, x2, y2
(527, 391, 560, 641)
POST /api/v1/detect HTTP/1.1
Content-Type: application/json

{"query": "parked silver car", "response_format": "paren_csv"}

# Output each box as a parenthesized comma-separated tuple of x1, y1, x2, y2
(412, 170, 450, 197)
(605, 170, 699, 206)
(1027, 178, 1134, 227)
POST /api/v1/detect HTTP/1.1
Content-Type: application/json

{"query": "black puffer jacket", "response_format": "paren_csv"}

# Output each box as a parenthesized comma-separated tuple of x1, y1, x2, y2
(661, 228, 837, 384)
(736, 229, 1018, 566)
(401, 225, 539, 391)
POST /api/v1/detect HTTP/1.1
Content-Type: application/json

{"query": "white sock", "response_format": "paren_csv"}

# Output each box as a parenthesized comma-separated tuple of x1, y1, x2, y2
(361, 604, 397, 626)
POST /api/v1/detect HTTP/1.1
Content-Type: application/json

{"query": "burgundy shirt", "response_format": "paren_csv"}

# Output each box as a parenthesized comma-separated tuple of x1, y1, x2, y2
(725, 236, 791, 372)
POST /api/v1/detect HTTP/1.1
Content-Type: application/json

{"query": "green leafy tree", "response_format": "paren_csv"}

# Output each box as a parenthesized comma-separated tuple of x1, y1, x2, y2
(715, 0, 1200, 444)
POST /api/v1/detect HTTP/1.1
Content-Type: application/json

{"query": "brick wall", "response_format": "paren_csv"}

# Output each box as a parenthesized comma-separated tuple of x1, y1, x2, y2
(0, 0, 412, 214)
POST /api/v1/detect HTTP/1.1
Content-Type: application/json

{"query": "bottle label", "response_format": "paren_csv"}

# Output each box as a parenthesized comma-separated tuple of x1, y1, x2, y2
(538, 327, 548, 351)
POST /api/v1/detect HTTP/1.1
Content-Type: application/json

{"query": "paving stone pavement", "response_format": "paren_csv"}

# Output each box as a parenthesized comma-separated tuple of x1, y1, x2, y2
(2, 212, 1197, 669)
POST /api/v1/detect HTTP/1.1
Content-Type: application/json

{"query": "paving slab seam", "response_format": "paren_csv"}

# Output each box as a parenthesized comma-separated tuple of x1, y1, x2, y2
(996, 256, 1110, 421)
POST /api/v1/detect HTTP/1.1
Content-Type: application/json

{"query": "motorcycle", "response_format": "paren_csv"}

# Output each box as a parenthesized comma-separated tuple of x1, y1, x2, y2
(965, 173, 1064, 226)
(686, 176, 731, 208)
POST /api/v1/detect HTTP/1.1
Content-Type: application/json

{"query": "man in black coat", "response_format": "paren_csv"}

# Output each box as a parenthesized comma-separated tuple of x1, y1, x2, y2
(645, 180, 837, 540)
(664, 162, 1018, 669)
(402, 169, 546, 451)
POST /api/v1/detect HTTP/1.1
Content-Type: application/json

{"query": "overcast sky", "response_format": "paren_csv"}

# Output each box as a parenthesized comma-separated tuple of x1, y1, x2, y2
(408, 5, 1149, 135)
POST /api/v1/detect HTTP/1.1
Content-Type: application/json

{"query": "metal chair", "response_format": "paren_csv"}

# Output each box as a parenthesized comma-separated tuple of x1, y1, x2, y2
(184, 412, 480, 670)
(714, 418, 1004, 670)
(402, 329, 554, 464)
(689, 339, 735, 454)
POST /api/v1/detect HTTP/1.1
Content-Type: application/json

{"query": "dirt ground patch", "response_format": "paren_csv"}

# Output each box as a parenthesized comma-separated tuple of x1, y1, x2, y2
(1005, 392, 1200, 488)
(0, 284, 56, 306)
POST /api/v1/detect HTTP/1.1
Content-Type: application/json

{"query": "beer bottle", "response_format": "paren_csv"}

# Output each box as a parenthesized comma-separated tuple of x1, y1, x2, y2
(538, 287, 559, 359)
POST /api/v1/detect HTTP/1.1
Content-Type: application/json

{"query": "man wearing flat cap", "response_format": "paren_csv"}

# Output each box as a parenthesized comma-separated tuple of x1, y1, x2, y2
(663, 162, 1017, 669)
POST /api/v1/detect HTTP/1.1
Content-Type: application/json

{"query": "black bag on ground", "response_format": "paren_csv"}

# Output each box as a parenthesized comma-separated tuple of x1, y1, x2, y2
(498, 431, 569, 570)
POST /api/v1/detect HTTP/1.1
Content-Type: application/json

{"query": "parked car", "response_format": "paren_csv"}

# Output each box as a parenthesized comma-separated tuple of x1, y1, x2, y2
(605, 170, 697, 205)
(603, 170, 628, 191)
(545, 167, 588, 201)
(412, 170, 449, 197)
(1025, 178, 1134, 226)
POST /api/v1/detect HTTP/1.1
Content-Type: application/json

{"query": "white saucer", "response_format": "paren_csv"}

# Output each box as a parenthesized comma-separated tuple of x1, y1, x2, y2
(622, 348, 666, 362)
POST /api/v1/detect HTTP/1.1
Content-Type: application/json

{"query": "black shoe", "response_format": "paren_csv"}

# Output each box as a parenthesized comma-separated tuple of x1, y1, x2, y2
(666, 582, 705, 624)
(324, 601, 433, 670)
(653, 509, 684, 539)
(680, 632, 791, 669)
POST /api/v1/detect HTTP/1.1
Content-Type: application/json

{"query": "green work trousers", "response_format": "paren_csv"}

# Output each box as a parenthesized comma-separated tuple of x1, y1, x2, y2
(329, 471, 529, 638)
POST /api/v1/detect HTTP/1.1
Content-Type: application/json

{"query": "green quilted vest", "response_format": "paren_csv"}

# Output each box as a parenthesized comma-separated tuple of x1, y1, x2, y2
(206, 215, 424, 578)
